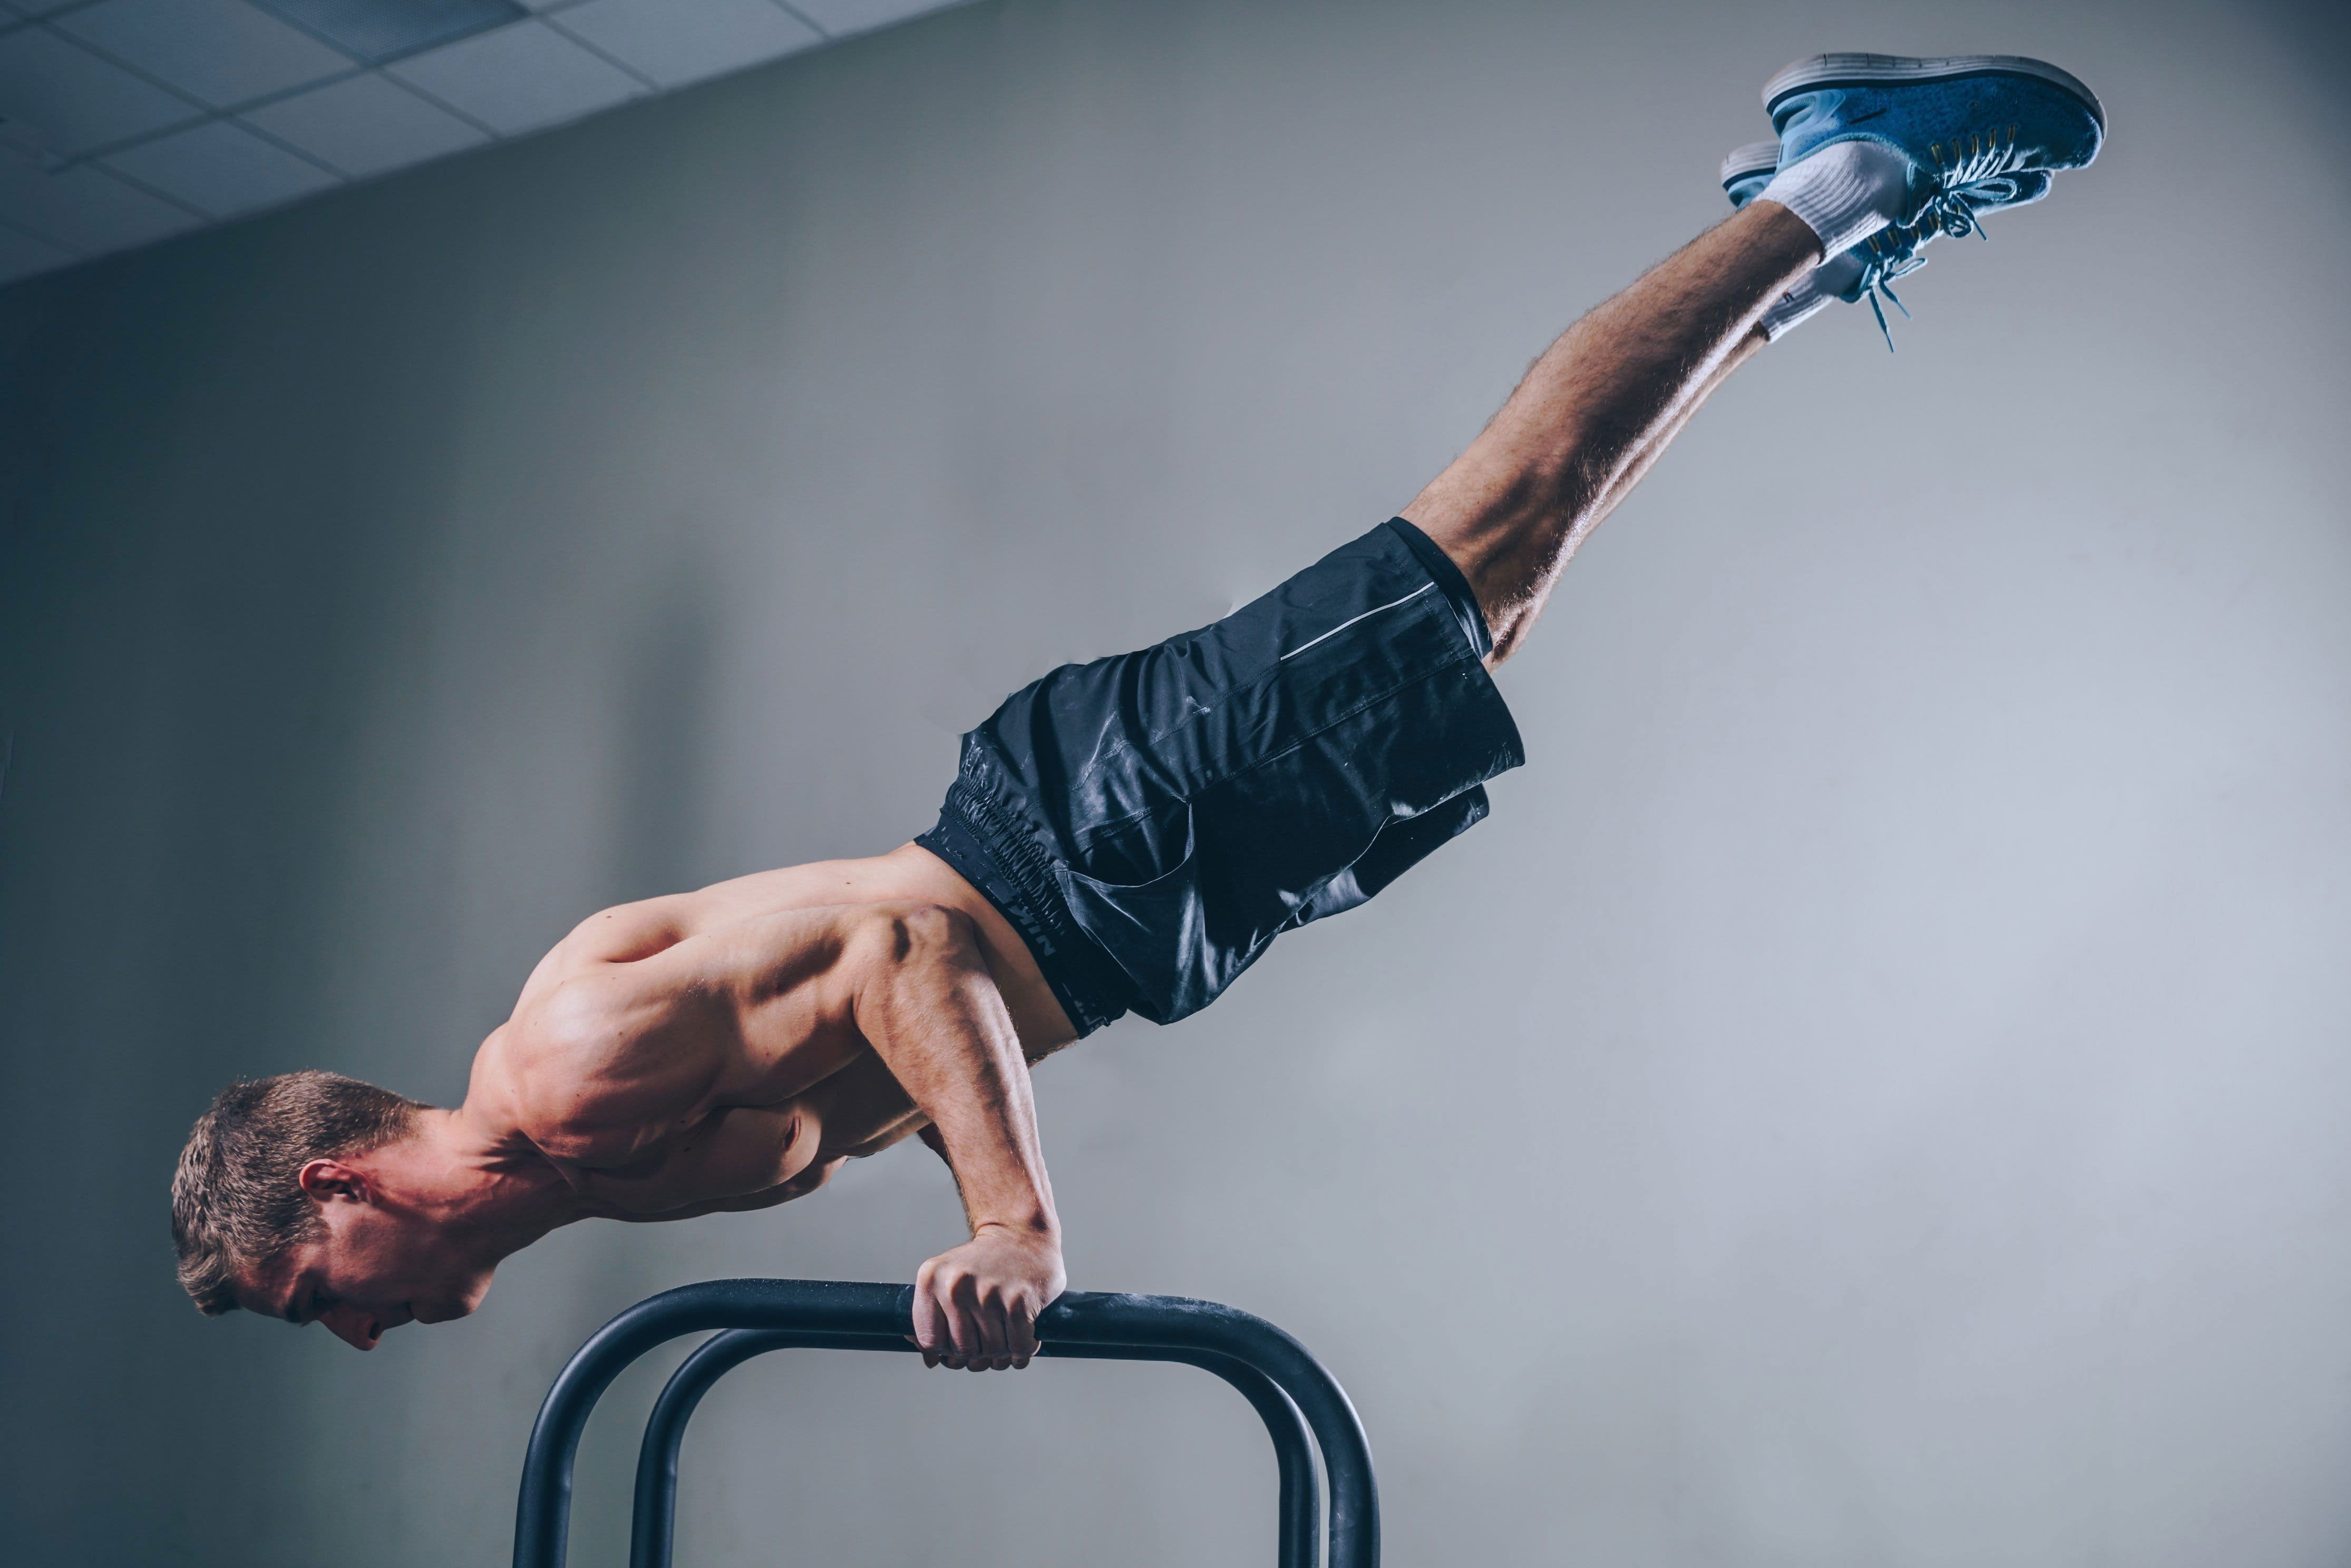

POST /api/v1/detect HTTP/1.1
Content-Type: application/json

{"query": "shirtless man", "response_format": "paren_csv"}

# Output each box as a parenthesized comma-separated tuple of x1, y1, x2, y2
(171, 56, 2103, 1372)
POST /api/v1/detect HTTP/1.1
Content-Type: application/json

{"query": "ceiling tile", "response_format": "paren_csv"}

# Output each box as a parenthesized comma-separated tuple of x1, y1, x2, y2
(251, 0, 523, 64)
(101, 118, 340, 218)
(54, 0, 355, 111)
(387, 18, 640, 135)
(0, 218, 75, 284)
(0, 27, 199, 155)
(0, 142, 199, 252)
(555, 0, 817, 90)
(786, 0, 966, 38)
(241, 71, 486, 178)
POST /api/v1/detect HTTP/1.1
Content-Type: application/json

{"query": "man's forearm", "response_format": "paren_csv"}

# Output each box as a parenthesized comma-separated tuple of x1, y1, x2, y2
(847, 904, 1058, 1240)
(843, 903, 1064, 1371)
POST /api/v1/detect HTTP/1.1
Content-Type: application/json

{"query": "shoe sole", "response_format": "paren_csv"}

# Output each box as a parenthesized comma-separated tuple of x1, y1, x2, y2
(1762, 53, 2105, 132)
(1718, 140, 1780, 188)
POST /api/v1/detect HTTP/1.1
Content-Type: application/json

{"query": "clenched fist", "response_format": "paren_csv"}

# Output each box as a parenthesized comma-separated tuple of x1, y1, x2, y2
(911, 1225, 1066, 1370)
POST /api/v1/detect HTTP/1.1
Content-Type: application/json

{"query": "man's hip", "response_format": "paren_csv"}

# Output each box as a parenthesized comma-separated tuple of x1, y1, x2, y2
(916, 518, 1524, 1034)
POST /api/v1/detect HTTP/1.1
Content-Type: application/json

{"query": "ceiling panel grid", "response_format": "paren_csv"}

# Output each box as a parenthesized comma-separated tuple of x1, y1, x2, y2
(0, 0, 967, 286)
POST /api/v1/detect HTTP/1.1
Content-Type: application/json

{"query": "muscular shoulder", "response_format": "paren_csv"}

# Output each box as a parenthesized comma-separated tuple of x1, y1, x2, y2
(530, 898, 701, 992)
(491, 969, 725, 1164)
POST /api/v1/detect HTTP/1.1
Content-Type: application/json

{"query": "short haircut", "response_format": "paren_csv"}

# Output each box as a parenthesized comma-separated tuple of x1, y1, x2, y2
(171, 1071, 425, 1316)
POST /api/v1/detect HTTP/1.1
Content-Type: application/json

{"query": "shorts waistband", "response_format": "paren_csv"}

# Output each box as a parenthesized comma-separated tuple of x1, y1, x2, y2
(916, 777, 1132, 1037)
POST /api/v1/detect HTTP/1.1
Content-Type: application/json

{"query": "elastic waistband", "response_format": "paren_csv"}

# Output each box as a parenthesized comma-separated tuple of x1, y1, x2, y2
(918, 776, 1131, 1037)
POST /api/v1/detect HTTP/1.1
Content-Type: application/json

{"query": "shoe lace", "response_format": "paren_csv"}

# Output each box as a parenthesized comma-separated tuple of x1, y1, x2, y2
(1855, 126, 2026, 351)
(1854, 245, 1925, 352)
(1919, 124, 2026, 234)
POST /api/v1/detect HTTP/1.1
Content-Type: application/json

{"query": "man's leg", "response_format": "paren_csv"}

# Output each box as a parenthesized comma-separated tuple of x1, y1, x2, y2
(1402, 200, 1816, 663)
(1406, 52, 2107, 664)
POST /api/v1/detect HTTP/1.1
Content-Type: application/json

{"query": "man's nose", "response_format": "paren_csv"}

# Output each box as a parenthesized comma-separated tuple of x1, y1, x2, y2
(320, 1304, 382, 1351)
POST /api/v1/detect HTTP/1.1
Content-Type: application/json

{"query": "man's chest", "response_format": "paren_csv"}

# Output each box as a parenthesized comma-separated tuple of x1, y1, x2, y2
(549, 1098, 823, 1216)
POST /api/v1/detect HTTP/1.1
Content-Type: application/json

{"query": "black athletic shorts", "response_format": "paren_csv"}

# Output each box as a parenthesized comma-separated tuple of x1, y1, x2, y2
(915, 518, 1524, 1034)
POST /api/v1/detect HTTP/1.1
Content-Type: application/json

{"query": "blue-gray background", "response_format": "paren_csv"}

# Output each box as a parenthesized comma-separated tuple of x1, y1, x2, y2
(5, 1, 2348, 1563)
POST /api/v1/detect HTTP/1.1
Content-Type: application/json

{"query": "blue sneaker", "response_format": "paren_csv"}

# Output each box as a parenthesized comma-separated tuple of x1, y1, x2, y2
(1726, 134, 2049, 222)
(1765, 53, 2101, 235)
(1719, 140, 1781, 208)
(1757, 54, 2095, 347)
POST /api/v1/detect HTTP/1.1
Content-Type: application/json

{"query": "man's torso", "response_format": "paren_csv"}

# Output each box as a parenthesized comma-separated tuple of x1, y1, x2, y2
(461, 844, 1071, 1221)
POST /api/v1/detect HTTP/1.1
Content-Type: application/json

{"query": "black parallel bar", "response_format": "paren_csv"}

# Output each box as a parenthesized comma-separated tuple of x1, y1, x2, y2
(1045, 1342, 1322, 1568)
(627, 1330, 882, 1568)
(513, 1279, 1376, 1568)
(1043, 1291, 1377, 1568)
(626, 1330, 1320, 1568)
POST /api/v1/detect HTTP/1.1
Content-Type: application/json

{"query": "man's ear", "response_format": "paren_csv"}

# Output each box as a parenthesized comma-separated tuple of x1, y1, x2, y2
(297, 1158, 371, 1204)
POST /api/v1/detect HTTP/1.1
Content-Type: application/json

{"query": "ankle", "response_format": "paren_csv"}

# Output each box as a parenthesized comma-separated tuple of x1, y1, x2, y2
(1757, 139, 1908, 258)
(1760, 250, 1866, 341)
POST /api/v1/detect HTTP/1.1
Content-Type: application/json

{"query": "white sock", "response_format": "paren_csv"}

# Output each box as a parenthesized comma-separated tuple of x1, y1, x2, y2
(1756, 139, 1908, 258)
(1760, 251, 1868, 341)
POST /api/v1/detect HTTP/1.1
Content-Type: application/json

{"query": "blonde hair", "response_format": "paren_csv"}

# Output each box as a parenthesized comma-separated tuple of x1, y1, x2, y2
(170, 1071, 424, 1314)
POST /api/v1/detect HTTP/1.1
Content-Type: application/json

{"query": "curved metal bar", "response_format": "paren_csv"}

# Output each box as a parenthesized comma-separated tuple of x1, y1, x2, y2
(1044, 1341, 1320, 1568)
(626, 1329, 1319, 1568)
(627, 1330, 883, 1568)
(1041, 1290, 1377, 1568)
(513, 1280, 1375, 1568)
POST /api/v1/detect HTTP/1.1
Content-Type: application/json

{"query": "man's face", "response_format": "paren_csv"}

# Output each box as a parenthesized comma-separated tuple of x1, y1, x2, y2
(244, 1185, 496, 1350)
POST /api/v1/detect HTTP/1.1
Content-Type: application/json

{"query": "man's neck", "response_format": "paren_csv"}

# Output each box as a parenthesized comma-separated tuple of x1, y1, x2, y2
(373, 1107, 582, 1262)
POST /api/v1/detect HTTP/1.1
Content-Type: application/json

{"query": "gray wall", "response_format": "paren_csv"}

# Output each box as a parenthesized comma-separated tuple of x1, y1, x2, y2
(5, 1, 2349, 1563)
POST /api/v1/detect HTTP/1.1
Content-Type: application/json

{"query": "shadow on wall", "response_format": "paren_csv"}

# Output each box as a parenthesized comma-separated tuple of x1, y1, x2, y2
(0, 223, 491, 1560)
(607, 535, 722, 905)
